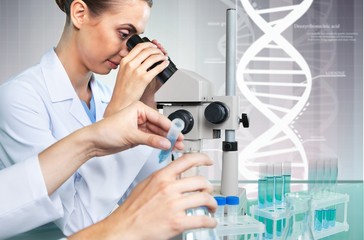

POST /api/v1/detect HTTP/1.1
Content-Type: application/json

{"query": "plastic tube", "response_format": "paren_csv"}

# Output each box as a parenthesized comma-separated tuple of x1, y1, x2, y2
(226, 196, 239, 223)
(214, 196, 226, 224)
(158, 118, 185, 163)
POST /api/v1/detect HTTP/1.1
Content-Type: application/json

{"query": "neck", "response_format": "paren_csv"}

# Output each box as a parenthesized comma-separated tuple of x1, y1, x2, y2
(55, 28, 92, 102)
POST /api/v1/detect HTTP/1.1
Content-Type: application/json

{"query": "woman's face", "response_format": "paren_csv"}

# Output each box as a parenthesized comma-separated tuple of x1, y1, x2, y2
(76, 0, 150, 74)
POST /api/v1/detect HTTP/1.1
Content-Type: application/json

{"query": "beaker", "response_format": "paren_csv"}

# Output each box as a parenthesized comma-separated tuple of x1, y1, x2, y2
(182, 206, 219, 240)
(281, 192, 315, 240)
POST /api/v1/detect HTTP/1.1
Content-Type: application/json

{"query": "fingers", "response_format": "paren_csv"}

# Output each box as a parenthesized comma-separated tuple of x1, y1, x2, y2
(138, 103, 170, 126)
(123, 42, 158, 62)
(124, 42, 167, 71)
(164, 153, 214, 177)
(179, 215, 217, 230)
(180, 193, 217, 214)
(137, 102, 184, 146)
(137, 132, 172, 150)
(151, 39, 168, 56)
(172, 176, 213, 194)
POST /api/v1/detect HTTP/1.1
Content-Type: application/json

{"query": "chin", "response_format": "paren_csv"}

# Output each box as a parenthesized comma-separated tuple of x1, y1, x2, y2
(93, 68, 112, 75)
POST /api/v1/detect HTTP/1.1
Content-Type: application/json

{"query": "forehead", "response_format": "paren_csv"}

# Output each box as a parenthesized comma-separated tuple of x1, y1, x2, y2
(96, 0, 151, 33)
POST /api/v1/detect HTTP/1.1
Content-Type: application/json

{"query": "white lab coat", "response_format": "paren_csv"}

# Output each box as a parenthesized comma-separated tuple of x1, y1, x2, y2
(0, 49, 161, 236)
(0, 156, 64, 239)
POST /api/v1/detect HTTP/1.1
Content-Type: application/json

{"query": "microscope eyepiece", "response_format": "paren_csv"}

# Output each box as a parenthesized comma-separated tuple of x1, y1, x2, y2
(126, 35, 178, 84)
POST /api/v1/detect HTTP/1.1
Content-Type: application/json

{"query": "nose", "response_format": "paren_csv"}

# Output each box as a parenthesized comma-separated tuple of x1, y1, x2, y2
(118, 44, 129, 58)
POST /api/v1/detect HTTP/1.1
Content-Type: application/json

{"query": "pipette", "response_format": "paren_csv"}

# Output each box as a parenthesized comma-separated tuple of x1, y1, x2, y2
(159, 118, 185, 163)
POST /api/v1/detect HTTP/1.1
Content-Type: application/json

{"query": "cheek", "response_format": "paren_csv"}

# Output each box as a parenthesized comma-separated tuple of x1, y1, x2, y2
(81, 27, 121, 58)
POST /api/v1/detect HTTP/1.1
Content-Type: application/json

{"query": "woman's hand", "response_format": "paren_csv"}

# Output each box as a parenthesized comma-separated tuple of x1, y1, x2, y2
(39, 101, 183, 195)
(91, 101, 183, 157)
(69, 153, 217, 240)
(105, 41, 168, 116)
(139, 39, 168, 109)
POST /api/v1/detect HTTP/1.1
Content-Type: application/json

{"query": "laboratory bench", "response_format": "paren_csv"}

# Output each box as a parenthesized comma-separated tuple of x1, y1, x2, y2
(6, 182, 363, 240)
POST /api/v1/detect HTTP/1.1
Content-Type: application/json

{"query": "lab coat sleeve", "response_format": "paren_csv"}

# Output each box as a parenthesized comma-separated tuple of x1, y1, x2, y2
(0, 81, 87, 235)
(0, 156, 64, 239)
(0, 80, 56, 167)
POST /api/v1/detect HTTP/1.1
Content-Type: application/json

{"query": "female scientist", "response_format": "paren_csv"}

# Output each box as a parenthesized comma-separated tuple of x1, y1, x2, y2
(0, 102, 217, 239)
(0, 0, 173, 236)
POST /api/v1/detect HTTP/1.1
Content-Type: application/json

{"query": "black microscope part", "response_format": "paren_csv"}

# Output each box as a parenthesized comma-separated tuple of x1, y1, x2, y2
(126, 35, 177, 84)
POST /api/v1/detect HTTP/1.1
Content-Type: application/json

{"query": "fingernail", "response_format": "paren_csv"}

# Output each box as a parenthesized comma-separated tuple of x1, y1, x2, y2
(160, 140, 171, 149)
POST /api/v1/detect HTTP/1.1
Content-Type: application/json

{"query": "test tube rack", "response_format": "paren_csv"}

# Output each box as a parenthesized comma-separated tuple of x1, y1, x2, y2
(249, 192, 349, 240)
(249, 205, 286, 240)
(216, 215, 265, 240)
(311, 192, 349, 239)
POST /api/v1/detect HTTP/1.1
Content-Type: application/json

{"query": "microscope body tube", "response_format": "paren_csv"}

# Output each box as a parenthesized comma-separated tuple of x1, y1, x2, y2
(221, 8, 238, 196)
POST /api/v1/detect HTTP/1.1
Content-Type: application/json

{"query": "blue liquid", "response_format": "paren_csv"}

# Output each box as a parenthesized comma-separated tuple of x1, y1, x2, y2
(276, 207, 285, 237)
(323, 209, 329, 229)
(282, 175, 291, 202)
(328, 208, 336, 227)
(258, 178, 267, 208)
(265, 218, 273, 239)
(158, 119, 184, 163)
(315, 209, 323, 231)
(266, 177, 274, 207)
(274, 176, 283, 205)
(277, 219, 283, 237)
(158, 138, 177, 163)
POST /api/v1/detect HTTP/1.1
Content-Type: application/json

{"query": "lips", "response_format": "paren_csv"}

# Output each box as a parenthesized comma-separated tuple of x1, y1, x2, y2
(107, 60, 119, 69)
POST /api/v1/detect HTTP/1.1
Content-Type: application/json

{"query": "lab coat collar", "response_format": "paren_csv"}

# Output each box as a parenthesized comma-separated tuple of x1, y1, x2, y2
(41, 48, 75, 103)
(40, 49, 109, 126)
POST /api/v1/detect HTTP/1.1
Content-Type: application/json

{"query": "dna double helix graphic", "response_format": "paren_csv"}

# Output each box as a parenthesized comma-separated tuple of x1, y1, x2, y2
(237, 0, 314, 181)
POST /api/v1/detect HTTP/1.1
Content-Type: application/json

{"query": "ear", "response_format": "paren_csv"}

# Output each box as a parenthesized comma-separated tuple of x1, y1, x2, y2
(69, 0, 88, 29)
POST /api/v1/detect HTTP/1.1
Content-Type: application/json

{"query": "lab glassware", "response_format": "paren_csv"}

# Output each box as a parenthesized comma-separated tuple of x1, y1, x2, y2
(183, 207, 219, 240)
(282, 192, 315, 240)
(226, 196, 239, 224)
(274, 163, 283, 205)
(158, 118, 185, 163)
(214, 196, 226, 225)
(258, 164, 267, 209)
(282, 161, 291, 203)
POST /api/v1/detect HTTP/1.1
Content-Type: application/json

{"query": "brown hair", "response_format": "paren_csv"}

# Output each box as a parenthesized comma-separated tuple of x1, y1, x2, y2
(55, 0, 153, 16)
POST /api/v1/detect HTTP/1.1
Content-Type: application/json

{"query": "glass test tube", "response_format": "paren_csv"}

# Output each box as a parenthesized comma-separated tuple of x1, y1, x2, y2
(274, 163, 283, 205)
(328, 157, 338, 227)
(258, 164, 267, 209)
(314, 159, 324, 231)
(308, 159, 317, 194)
(318, 158, 325, 195)
(265, 165, 274, 239)
(266, 164, 274, 208)
(282, 161, 291, 203)
(323, 158, 331, 194)
(274, 163, 284, 237)
(322, 158, 331, 229)
(158, 118, 184, 163)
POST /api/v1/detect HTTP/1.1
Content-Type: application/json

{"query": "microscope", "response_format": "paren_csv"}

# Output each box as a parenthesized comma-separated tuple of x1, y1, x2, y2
(127, 9, 248, 197)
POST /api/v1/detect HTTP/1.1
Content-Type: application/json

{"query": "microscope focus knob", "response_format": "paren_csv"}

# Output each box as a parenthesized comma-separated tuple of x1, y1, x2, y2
(240, 113, 249, 128)
(204, 102, 229, 124)
(168, 110, 194, 134)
